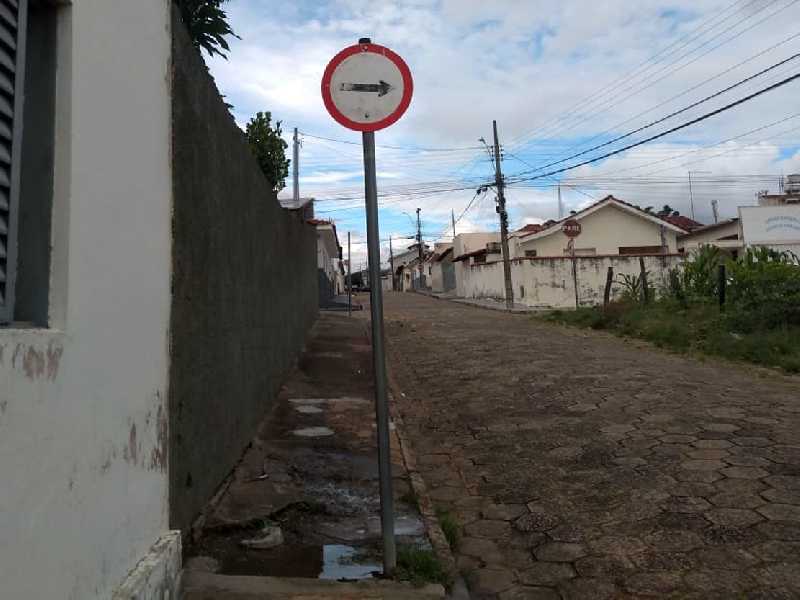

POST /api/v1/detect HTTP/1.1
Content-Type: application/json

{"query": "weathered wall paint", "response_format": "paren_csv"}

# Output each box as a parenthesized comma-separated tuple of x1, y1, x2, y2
(169, 7, 319, 533)
(0, 2, 174, 598)
(460, 255, 684, 309)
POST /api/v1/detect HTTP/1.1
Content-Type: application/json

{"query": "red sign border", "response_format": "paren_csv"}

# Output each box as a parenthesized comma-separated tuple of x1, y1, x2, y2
(321, 42, 413, 132)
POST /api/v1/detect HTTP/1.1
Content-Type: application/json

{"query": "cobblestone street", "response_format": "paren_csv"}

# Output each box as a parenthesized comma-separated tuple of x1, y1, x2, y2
(383, 293, 800, 599)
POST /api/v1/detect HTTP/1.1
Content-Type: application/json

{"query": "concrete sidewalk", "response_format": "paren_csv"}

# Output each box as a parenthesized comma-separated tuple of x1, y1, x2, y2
(183, 313, 445, 599)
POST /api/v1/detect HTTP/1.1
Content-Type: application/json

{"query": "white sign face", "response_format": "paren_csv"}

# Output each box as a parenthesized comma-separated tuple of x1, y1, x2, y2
(330, 53, 405, 125)
(322, 43, 413, 132)
(739, 205, 800, 245)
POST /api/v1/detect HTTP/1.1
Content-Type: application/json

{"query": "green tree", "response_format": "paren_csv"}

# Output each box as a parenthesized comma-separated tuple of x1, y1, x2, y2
(245, 112, 290, 192)
(178, 0, 239, 59)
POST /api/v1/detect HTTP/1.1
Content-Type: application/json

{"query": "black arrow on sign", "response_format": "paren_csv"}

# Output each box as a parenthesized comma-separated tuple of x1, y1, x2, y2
(339, 80, 393, 97)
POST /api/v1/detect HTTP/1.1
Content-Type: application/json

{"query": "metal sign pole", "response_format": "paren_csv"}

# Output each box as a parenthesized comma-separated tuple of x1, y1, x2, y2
(362, 130, 396, 575)
(347, 232, 352, 317)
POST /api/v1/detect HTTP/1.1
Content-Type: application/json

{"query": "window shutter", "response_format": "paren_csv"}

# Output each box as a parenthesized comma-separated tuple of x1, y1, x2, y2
(0, 0, 27, 323)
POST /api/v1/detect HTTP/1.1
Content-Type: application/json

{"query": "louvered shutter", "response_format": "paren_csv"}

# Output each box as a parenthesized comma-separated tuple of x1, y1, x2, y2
(0, 0, 27, 323)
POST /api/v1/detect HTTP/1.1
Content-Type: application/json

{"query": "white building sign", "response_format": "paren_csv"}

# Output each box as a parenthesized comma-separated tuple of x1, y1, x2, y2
(739, 205, 800, 246)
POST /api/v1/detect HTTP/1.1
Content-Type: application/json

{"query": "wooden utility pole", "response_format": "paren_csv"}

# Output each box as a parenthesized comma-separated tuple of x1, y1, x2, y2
(347, 232, 352, 316)
(492, 120, 514, 309)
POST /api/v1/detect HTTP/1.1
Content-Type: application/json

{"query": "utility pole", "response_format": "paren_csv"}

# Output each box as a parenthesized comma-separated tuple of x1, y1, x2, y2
(293, 127, 300, 205)
(557, 184, 563, 219)
(347, 232, 352, 316)
(389, 236, 395, 291)
(711, 199, 719, 224)
(416, 207, 423, 289)
(492, 120, 514, 309)
(687, 171, 711, 222)
(451, 209, 457, 239)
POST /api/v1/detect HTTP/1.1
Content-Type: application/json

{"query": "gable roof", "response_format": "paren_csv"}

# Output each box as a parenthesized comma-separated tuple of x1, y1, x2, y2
(516, 195, 690, 243)
(662, 214, 702, 231)
(678, 217, 739, 239)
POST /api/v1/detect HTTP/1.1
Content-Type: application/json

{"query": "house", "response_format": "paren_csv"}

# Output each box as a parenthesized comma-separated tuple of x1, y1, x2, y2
(511, 195, 688, 258)
(428, 243, 456, 293)
(310, 219, 343, 304)
(392, 242, 429, 291)
(678, 218, 743, 256)
(452, 233, 501, 297)
(0, 4, 319, 598)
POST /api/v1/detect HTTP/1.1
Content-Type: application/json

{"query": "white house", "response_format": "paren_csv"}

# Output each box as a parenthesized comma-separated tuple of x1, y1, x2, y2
(678, 218, 743, 255)
(511, 195, 687, 258)
(311, 219, 343, 302)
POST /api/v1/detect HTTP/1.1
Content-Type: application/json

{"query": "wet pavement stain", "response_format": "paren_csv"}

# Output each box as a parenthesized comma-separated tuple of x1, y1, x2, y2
(185, 314, 432, 583)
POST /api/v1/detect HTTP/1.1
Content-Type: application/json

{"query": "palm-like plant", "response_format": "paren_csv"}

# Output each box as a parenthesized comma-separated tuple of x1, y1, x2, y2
(178, 0, 240, 59)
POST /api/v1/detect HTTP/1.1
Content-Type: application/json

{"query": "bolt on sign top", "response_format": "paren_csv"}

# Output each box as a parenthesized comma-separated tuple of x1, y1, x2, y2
(561, 219, 582, 238)
(321, 41, 413, 132)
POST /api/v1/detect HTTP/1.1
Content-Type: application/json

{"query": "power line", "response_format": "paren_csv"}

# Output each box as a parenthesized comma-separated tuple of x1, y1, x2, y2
(506, 70, 800, 185)
(510, 52, 800, 179)
(299, 131, 484, 152)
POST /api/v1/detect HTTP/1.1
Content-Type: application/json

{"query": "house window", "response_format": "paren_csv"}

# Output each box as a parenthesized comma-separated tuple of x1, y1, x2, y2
(619, 246, 663, 255)
(1, 0, 57, 326)
(524, 250, 537, 257)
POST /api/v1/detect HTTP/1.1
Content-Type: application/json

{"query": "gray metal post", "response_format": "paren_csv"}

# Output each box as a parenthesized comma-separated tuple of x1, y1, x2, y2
(347, 232, 352, 317)
(293, 128, 300, 204)
(362, 130, 396, 575)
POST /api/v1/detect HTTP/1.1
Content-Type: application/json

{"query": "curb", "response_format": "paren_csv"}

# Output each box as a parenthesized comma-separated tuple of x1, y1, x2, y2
(356, 317, 461, 589)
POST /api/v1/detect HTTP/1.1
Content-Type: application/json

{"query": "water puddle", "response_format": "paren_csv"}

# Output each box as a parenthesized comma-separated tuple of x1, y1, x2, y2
(293, 426, 334, 437)
(319, 544, 382, 580)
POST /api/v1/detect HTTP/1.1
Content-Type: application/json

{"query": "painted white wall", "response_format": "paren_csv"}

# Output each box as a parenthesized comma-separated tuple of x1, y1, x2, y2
(518, 204, 679, 257)
(0, 2, 174, 598)
(459, 255, 683, 309)
(678, 220, 742, 253)
(740, 205, 800, 246)
(452, 232, 499, 258)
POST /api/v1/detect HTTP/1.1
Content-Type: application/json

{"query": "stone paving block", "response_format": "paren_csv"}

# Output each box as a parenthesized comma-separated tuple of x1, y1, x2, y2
(533, 543, 587, 562)
(724, 455, 772, 468)
(720, 466, 770, 479)
(660, 434, 698, 444)
(688, 449, 730, 460)
(675, 469, 724, 483)
(559, 577, 617, 600)
(755, 521, 800, 541)
(514, 512, 560, 533)
(624, 571, 683, 595)
(703, 423, 741, 433)
(671, 482, 717, 497)
(705, 508, 764, 528)
(693, 439, 734, 449)
(733, 437, 773, 447)
(644, 529, 704, 552)
(715, 478, 767, 494)
(498, 586, 560, 600)
(757, 503, 800, 522)
(518, 562, 576, 586)
(662, 496, 712, 513)
(681, 459, 726, 471)
(464, 519, 513, 539)
(482, 503, 528, 521)
(751, 540, 800, 562)
(764, 475, 800, 490)
(472, 567, 516, 594)
(761, 487, 800, 505)
(708, 492, 767, 509)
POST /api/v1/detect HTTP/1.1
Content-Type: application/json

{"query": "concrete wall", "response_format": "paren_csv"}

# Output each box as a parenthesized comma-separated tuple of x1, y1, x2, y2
(0, 2, 175, 598)
(170, 8, 318, 533)
(459, 255, 683, 309)
(453, 232, 499, 258)
(678, 220, 741, 251)
(517, 204, 679, 257)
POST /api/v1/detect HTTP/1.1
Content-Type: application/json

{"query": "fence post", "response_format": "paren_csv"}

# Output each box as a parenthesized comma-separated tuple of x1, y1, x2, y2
(718, 263, 726, 311)
(603, 266, 614, 309)
(639, 257, 650, 304)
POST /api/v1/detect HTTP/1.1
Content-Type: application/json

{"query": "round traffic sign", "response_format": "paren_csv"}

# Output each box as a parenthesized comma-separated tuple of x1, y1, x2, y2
(562, 219, 582, 238)
(321, 41, 413, 132)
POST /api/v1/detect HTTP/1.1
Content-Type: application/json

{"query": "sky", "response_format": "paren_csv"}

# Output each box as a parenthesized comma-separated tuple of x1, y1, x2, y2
(207, 0, 800, 267)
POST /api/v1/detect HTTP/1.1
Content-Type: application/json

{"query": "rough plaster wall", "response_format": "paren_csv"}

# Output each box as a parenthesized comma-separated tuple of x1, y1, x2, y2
(0, 1, 173, 598)
(462, 256, 683, 308)
(169, 7, 318, 532)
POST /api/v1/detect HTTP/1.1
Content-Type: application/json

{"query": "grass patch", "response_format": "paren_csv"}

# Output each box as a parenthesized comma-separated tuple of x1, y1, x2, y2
(435, 507, 459, 551)
(396, 545, 449, 587)
(541, 300, 800, 373)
